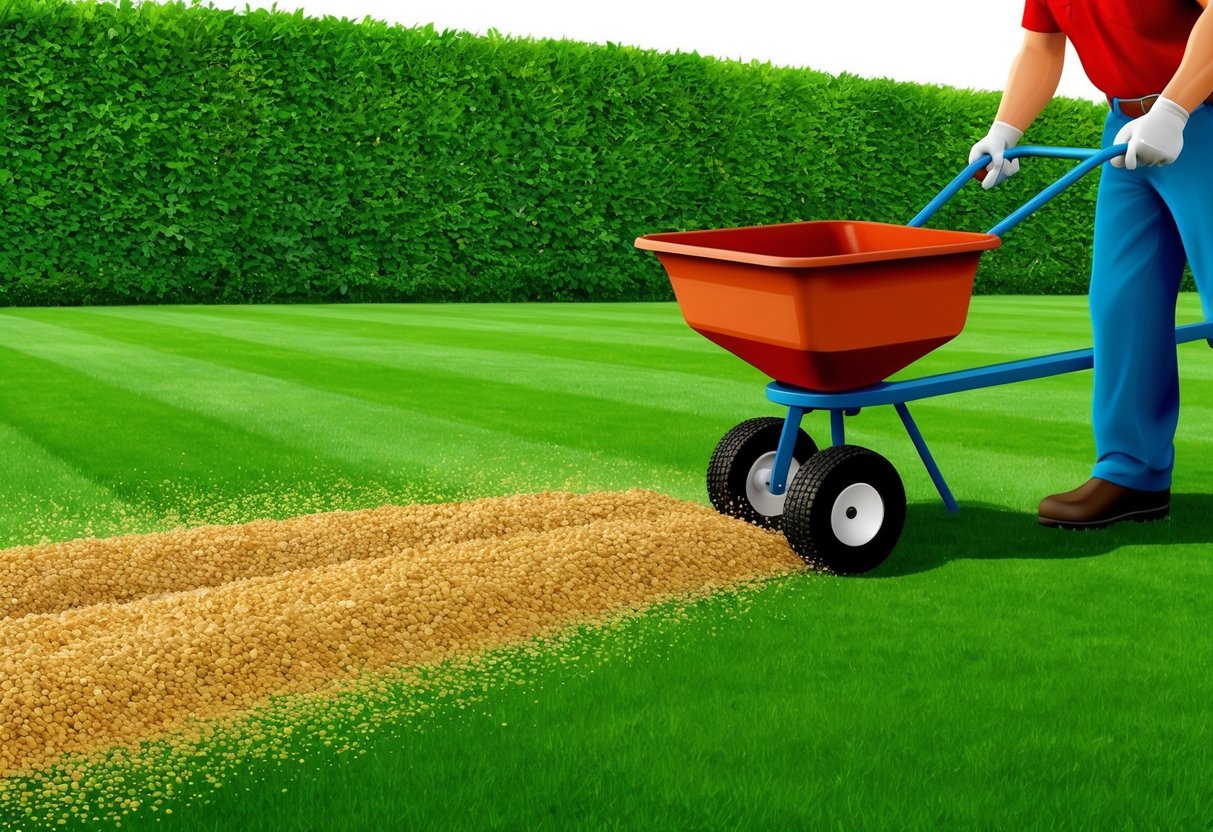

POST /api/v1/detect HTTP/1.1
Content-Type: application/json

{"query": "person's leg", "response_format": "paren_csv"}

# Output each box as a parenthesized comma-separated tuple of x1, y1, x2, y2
(1039, 112, 1187, 528)
(1087, 114, 1187, 493)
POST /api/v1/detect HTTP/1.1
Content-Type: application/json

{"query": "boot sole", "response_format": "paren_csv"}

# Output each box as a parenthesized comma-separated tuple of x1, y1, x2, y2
(1037, 505, 1170, 530)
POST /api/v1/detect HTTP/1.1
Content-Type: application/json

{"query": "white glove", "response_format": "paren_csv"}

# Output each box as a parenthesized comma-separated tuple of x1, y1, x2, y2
(1111, 97, 1189, 170)
(968, 121, 1024, 190)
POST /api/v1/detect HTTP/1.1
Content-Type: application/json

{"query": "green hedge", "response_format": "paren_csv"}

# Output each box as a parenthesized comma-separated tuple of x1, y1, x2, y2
(0, 0, 1139, 305)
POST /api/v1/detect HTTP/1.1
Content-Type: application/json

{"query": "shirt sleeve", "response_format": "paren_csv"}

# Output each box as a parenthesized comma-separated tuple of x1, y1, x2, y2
(1022, 0, 1062, 32)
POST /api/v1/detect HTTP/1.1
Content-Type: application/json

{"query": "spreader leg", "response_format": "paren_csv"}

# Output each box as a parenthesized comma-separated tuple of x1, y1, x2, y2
(894, 402, 959, 514)
(768, 406, 808, 496)
(830, 410, 845, 447)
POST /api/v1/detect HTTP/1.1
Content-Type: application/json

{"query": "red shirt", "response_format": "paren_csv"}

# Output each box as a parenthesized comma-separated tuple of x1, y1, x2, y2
(1022, 0, 1203, 98)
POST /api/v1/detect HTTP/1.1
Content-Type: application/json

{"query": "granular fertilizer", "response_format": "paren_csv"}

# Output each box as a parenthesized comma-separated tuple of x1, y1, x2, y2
(0, 489, 801, 775)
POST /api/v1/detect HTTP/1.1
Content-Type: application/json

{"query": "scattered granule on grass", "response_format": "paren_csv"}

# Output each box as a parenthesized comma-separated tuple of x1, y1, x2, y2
(0, 489, 803, 778)
(0, 575, 790, 830)
(0, 474, 467, 551)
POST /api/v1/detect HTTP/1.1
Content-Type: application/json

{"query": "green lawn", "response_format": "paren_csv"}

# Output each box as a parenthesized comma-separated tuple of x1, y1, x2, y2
(1, 297, 1211, 830)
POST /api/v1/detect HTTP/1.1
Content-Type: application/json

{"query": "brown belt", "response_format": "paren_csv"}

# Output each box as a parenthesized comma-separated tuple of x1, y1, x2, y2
(1109, 93, 1213, 117)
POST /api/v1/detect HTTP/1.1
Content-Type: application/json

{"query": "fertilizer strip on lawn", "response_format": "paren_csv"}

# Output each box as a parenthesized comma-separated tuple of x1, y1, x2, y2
(0, 489, 802, 776)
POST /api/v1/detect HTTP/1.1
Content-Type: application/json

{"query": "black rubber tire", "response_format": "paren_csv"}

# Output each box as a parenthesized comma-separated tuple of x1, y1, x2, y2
(782, 444, 906, 575)
(707, 417, 818, 529)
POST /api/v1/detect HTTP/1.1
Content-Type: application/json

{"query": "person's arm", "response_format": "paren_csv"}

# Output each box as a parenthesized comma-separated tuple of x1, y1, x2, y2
(969, 30, 1066, 188)
(996, 30, 1067, 131)
(1162, 7, 1213, 110)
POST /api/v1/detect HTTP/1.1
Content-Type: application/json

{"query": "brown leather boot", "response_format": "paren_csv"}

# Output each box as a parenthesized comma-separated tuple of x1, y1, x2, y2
(1038, 477, 1170, 529)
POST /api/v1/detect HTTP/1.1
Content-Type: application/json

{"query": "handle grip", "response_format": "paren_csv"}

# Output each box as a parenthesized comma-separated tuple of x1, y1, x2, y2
(971, 144, 1099, 182)
(909, 144, 1128, 237)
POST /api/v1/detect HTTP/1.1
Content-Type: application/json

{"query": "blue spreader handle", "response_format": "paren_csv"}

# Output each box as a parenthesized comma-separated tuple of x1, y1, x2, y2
(908, 144, 1129, 237)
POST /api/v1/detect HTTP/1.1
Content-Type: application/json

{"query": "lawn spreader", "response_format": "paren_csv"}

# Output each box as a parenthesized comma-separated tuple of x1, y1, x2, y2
(636, 144, 1213, 575)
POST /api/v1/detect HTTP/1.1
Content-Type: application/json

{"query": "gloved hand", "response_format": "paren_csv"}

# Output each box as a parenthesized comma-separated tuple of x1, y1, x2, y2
(968, 121, 1024, 190)
(1111, 96, 1189, 169)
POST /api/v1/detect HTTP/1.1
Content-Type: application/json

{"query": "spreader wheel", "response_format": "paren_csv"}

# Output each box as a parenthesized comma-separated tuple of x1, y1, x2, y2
(707, 417, 818, 529)
(782, 445, 906, 575)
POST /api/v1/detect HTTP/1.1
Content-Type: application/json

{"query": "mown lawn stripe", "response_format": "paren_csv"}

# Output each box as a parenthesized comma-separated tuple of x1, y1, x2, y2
(31, 309, 739, 475)
(0, 314, 692, 499)
(77, 306, 775, 418)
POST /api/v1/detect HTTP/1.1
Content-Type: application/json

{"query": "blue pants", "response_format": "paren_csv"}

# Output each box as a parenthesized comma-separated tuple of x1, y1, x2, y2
(1089, 104, 1213, 491)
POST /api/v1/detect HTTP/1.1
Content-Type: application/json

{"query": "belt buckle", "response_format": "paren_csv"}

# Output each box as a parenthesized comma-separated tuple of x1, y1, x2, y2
(1120, 94, 1160, 116)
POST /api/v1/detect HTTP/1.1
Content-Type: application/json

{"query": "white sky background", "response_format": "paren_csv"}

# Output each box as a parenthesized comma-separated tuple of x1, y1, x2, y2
(196, 0, 1105, 103)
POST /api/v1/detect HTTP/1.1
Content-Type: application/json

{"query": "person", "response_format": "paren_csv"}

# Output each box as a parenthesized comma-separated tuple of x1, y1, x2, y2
(969, 0, 1213, 529)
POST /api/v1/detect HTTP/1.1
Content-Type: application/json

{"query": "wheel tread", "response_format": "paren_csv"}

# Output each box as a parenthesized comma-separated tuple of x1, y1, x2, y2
(707, 417, 816, 529)
(782, 445, 905, 575)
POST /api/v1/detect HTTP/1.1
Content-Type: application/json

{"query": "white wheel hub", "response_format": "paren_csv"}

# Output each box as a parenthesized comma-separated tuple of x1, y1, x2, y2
(831, 483, 885, 547)
(745, 451, 802, 517)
